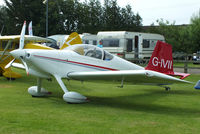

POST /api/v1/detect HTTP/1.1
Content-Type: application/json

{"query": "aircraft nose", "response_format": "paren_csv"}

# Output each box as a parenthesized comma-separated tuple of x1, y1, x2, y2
(10, 49, 26, 59)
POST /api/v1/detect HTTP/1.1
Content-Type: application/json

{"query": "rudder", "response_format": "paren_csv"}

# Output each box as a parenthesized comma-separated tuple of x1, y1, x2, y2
(60, 32, 82, 49)
(145, 41, 174, 75)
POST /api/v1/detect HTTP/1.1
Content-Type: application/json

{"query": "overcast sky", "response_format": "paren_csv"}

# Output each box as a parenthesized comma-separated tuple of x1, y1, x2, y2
(119, 0, 200, 25)
(1, 0, 199, 25)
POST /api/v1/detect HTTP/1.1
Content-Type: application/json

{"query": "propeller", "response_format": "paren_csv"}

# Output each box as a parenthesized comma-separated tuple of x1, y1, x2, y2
(6, 21, 29, 75)
(19, 21, 26, 50)
(21, 58, 29, 75)
(5, 58, 16, 69)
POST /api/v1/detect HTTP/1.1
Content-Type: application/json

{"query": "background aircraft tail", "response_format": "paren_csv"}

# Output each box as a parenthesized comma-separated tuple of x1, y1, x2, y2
(145, 41, 190, 79)
(60, 32, 82, 49)
(28, 21, 33, 36)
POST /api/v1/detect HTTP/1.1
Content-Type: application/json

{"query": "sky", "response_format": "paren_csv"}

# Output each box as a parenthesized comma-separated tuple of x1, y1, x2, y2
(119, 0, 200, 25)
(0, 0, 200, 25)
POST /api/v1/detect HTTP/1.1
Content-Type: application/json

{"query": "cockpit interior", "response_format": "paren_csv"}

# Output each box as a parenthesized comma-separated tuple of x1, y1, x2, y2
(66, 44, 113, 61)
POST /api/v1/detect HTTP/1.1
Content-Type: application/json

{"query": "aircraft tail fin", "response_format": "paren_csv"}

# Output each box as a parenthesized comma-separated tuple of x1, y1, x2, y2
(60, 32, 82, 50)
(145, 41, 190, 79)
(145, 41, 174, 74)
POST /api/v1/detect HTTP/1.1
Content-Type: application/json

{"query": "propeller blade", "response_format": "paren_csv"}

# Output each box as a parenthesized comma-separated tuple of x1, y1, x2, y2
(5, 58, 16, 69)
(19, 21, 26, 50)
(21, 59, 29, 75)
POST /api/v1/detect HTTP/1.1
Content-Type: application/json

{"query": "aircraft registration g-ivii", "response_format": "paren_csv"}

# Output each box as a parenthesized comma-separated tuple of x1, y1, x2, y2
(7, 21, 191, 104)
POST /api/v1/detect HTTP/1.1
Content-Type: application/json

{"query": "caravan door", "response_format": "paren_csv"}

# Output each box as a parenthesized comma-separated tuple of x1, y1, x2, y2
(126, 39, 133, 52)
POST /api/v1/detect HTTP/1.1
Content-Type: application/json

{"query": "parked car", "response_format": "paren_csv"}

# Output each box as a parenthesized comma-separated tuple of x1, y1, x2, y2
(193, 51, 200, 64)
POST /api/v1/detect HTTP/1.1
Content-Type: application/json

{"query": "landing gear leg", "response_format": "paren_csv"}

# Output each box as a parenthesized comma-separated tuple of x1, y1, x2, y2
(159, 85, 171, 91)
(118, 77, 124, 88)
(54, 75, 88, 103)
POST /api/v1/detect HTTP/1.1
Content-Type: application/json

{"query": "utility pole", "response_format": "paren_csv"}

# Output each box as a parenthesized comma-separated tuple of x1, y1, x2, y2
(46, 0, 48, 37)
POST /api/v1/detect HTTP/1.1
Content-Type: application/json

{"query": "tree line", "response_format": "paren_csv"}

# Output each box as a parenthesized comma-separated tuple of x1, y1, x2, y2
(0, 0, 199, 53)
(0, 0, 142, 36)
(144, 14, 200, 53)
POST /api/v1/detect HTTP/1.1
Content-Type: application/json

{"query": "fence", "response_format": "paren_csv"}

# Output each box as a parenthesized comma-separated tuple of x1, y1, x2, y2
(120, 52, 200, 74)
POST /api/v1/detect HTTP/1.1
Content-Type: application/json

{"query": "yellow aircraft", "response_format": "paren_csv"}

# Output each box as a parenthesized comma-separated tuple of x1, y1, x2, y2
(0, 22, 82, 80)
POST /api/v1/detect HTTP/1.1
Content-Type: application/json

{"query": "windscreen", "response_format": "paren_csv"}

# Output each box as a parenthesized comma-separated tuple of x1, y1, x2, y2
(67, 44, 113, 60)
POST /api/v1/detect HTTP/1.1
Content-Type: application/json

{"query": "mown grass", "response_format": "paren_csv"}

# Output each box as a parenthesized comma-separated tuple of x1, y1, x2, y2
(0, 69, 200, 134)
(173, 62, 200, 68)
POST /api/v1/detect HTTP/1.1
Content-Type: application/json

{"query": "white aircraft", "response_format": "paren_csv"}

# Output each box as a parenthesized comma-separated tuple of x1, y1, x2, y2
(7, 22, 191, 103)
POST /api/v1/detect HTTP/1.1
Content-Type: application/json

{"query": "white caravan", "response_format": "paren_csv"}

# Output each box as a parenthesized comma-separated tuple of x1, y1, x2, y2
(82, 31, 165, 59)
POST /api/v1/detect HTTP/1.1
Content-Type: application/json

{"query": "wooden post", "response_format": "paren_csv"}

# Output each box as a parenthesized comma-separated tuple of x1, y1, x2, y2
(184, 54, 188, 73)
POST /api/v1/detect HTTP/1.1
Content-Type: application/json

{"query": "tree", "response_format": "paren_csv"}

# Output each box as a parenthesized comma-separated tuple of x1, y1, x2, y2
(5, 0, 46, 35)
(144, 19, 192, 53)
(0, 5, 8, 35)
(2, 0, 142, 35)
(189, 10, 200, 52)
(84, 0, 103, 33)
(47, 0, 66, 35)
(103, 0, 121, 30)
(120, 5, 142, 31)
(61, 0, 78, 34)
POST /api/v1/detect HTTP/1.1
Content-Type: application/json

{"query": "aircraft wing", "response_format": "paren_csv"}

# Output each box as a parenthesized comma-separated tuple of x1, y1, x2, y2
(67, 70, 191, 85)
(0, 35, 53, 43)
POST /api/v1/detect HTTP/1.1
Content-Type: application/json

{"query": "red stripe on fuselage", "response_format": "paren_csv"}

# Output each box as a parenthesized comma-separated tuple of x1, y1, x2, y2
(34, 55, 118, 71)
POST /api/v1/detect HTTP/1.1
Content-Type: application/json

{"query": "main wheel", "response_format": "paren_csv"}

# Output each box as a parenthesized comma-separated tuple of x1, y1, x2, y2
(165, 87, 170, 91)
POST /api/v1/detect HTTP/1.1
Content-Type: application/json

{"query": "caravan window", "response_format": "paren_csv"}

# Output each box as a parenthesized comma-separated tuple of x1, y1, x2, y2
(102, 39, 119, 47)
(85, 40, 89, 44)
(143, 40, 150, 48)
(93, 40, 97, 45)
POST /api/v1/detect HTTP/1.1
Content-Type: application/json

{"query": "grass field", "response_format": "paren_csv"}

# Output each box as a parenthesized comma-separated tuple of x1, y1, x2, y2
(173, 62, 200, 68)
(1, 69, 200, 134)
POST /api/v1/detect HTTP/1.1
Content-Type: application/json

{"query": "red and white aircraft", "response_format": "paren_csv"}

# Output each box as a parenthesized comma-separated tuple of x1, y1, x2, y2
(7, 22, 191, 103)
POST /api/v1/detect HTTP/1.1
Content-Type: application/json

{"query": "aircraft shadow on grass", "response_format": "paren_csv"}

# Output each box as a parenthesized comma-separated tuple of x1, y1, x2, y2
(45, 85, 200, 117)
(87, 92, 200, 117)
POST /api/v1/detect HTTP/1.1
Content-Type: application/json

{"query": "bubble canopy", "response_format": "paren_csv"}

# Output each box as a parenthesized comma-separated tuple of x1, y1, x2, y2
(66, 44, 113, 61)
